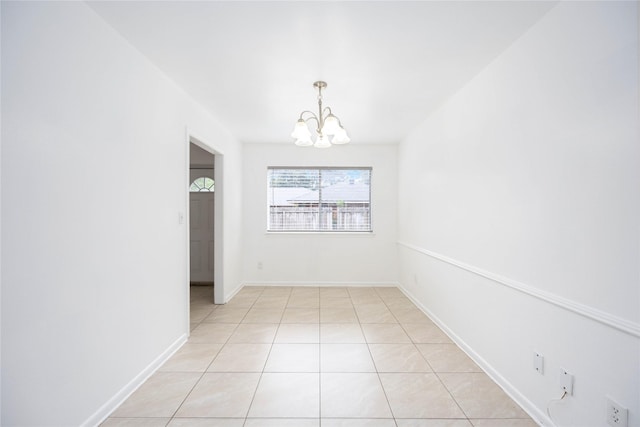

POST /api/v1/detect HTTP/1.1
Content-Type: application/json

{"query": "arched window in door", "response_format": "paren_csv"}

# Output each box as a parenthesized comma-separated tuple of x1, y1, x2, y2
(190, 177, 214, 192)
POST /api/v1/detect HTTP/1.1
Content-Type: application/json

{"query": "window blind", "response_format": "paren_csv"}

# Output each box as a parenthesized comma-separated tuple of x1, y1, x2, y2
(267, 167, 372, 232)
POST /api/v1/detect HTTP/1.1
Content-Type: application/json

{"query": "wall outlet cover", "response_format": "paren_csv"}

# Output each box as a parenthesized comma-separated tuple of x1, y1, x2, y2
(533, 351, 544, 374)
(607, 397, 628, 427)
(559, 368, 573, 395)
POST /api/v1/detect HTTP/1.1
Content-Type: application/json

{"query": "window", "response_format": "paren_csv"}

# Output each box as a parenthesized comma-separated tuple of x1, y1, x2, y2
(267, 167, 372, 232)
(190, 177, 214, 192)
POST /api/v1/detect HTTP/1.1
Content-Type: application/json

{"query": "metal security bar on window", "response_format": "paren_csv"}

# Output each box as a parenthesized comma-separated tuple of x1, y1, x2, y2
(267, 167, 371, 232)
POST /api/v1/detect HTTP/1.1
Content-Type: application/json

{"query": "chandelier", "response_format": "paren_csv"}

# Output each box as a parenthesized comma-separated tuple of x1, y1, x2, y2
(291, 81, 351, 148)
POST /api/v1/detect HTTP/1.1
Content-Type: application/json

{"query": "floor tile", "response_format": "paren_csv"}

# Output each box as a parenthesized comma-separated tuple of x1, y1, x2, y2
(395, 420, 473, 427)
(159, 343, 223, 372)
(469, 420, 538, 427)
(347, 286, 377, 295)
(375, 287, 405, 299)
(168, 419, 244, 427)
(244, 419, 319, 427)
(253, 296, 289, 308)
(361, 324, 412, 343)
(274, 323, 319, 343)
(417, 344, 481, 372)
(392, 308, 433, 324)
(207, 343, 271, 372)
(439, 373, 529, 418)
(235, 286, 264, 297)
(354, 304, 397, 323)
(242, 308, 284, 323)
(320, 324, 366, 343)
(248, 373, 320, 417)
(320, 297, 354, 308)
(281, 307, 320, 323)
(320, 307, 360, 323)
(379, 373, 465, 418)
(224, 296, 258, 308)
(290, 287, 319, 297)
(203, 307, 249, 323)
(319, 287, 350, 298)
(287, 296, 321, 308)
(101, 419, 170, 427)
(109, 286, 534, 426)
(227, 324, 278, 343)
(350, 294, 384, 305)
(321, 373, 392, 418)
(188, 323, 238, 343)
(191, 305, 216, 323)
(111, 372, 200, 418)
(402, 323, 452, 343)
(260, 286, 292, 296)
(384, 298, 417, 312)
(368, 343, 432, 372)
(322, 420, 396, 427)
(321, 344, 376, 372)
(175, 373, 260, 417)
(264, 344, 319, 372)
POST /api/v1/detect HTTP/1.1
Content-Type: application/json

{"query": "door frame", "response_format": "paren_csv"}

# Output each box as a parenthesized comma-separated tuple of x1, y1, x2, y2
(186, 130, 224, 311)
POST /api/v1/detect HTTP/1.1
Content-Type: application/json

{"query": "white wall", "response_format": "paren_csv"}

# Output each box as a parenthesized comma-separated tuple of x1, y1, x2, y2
(397, 2, 639, 426)
(242, 143, 398, 286)
(0, 2, 242, 425)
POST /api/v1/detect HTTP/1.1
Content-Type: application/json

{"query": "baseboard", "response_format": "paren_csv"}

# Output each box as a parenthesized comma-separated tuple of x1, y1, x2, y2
(224, 282, 245, 303)
(398, 284, 554, 427)
(81, 333, 188, 427)
(242, 281, 401, 288)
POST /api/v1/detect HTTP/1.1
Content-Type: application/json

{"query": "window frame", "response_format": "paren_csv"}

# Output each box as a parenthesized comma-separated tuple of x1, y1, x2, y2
(267, 166, 373, 233)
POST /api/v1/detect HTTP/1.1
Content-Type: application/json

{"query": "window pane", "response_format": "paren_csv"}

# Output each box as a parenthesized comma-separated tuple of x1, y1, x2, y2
(190, 177, 214, 192)
(267, 167, 371, 232)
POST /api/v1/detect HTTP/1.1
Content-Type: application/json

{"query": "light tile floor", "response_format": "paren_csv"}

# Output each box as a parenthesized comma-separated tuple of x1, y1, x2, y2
(102, 286, 538, 427)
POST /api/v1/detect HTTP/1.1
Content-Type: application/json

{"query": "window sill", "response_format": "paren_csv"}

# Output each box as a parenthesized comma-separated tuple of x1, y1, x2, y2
(265, 231, 375, 237)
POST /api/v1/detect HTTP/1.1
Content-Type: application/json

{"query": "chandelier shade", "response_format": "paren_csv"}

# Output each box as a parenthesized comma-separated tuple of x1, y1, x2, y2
(291, 81, 350, 148)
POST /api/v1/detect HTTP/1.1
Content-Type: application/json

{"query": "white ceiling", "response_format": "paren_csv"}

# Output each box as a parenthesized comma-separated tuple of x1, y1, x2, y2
(88, 1, 557, 145)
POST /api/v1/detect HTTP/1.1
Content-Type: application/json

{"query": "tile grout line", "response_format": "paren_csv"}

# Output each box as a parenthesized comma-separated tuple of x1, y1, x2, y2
(242, 286, 271, 427)
(168, 288, 254, 424)
(242, 287, 290, 426)
(370, 288, 402, 427)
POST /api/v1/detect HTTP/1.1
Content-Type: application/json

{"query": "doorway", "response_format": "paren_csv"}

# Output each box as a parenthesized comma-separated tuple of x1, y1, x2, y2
(188, 142, 216, 307)
(189, 166, 215, 285)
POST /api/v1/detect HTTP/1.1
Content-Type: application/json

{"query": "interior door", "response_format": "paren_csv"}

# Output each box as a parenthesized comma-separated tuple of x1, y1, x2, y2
(190, 169, 215, 284)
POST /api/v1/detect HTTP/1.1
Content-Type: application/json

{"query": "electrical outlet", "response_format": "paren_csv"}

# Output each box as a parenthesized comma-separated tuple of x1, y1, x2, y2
(533, 351, 544, 374)
(257, 262, 263, 270)
(607, 397, 628, 427)
(559, 368, 573, 395)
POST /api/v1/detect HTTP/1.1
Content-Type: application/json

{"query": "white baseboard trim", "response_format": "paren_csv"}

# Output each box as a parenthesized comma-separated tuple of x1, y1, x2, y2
(82, 333, 188, 427)
(241, 281, 400, 288)
(224, 283, 245, 303)
(398, 285, 554, 427)
(397, 241, 640, 338)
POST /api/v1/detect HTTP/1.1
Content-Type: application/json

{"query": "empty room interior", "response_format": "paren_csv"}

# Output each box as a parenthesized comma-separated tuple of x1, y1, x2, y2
(1, 1, 638, 426)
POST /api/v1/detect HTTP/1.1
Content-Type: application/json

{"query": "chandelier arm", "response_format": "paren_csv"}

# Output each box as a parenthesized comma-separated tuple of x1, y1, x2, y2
(298, 111, 320, 131)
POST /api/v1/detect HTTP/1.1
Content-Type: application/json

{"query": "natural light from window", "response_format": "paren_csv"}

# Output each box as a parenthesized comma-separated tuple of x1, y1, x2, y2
(267, 167, 372, 232)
